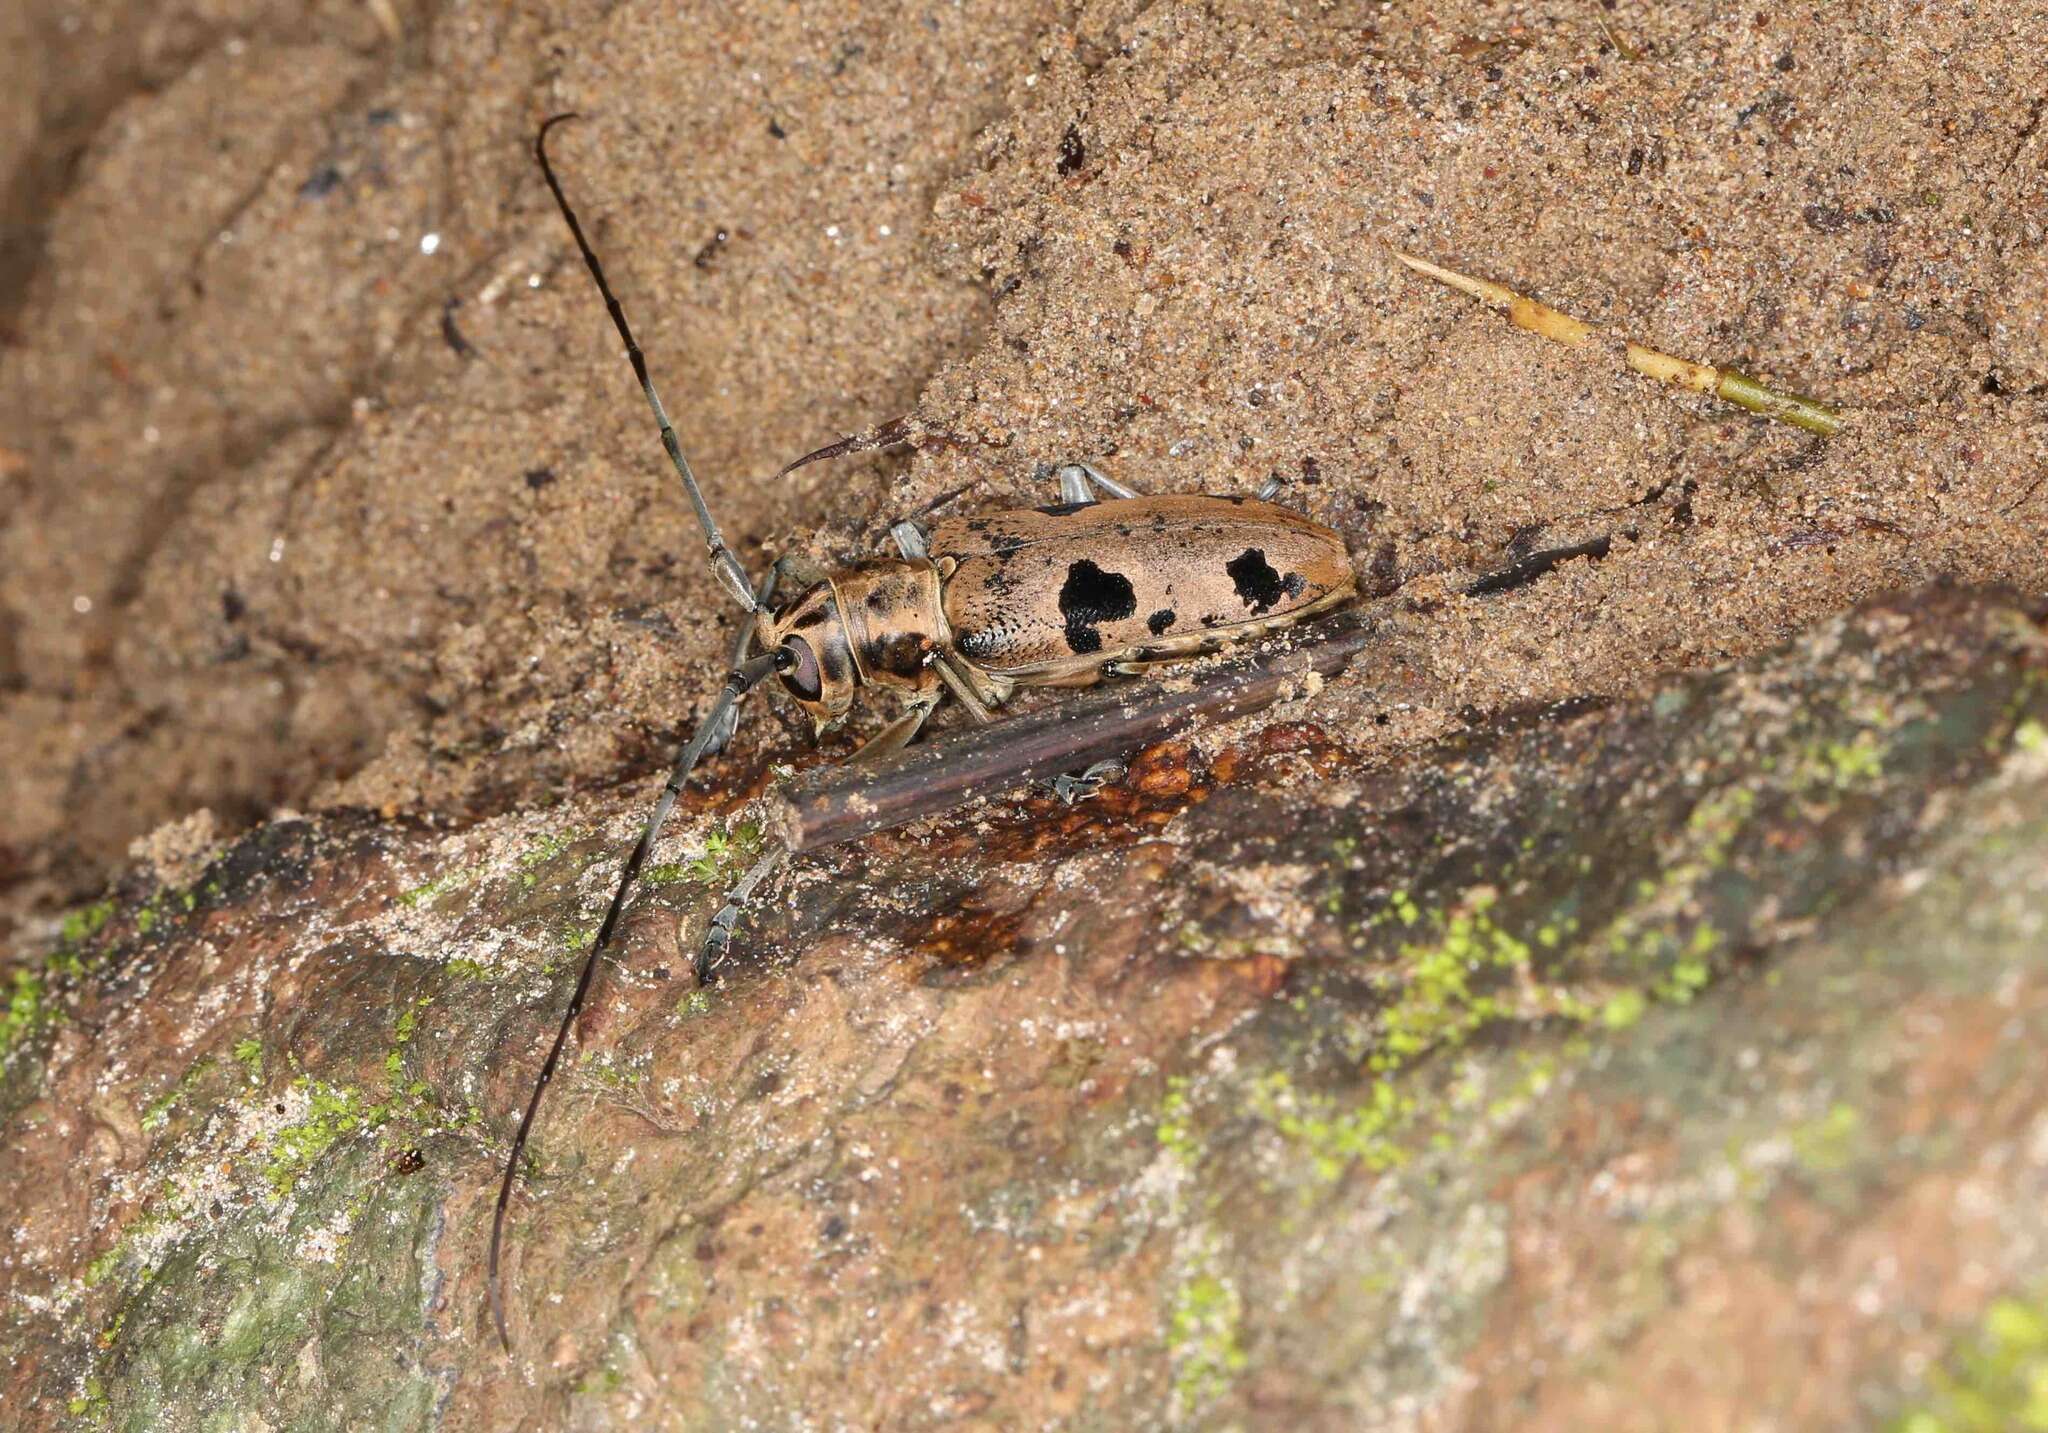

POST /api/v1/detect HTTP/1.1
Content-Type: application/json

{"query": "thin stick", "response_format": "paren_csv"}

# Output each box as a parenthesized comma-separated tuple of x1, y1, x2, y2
(767, 607, 1384, 852)
(487, 647, 789, 1350)
(1393, 250, 1843, 437)
(535, 115, 759, 610)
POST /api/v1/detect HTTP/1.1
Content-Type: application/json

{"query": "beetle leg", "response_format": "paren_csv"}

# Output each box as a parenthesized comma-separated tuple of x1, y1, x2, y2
(934, 656, 996, 724)
(850, 693, 941, 763)
(705, 565, 783, 755)
(698, 689, 938, 981)
(1054, 461, 1141, 504)
(1061, 458, 1281, 504)
(1050, 758, 1129, 804)
(696, 843, 791, 982)
(889, 520, 929, 561)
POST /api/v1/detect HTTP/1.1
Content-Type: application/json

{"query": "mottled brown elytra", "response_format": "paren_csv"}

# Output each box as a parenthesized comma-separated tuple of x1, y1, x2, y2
(758, 494, 1355, 732)
(488, 115, 1357, 1349)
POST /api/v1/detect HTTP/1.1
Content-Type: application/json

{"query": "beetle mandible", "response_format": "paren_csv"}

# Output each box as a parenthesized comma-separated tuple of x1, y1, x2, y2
(486, 114, 1358, 1347)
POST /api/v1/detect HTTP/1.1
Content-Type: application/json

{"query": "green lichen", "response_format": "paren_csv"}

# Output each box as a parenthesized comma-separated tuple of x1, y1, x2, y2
(65, 1375, 107, 1419)
(1789, 1102, 1864, 1176)
(60, 899, 115, 949)
(36, 897, 123, 1001)
(575, 1366, 626, 1396)
(105, 1162, 442, 1430)
(265, 1081, 389, 1199)
(643, 821, 763, 888)
(232, 1038, 264, 1083)
(1579, 783, 1753, 1008)
(398, 865, 476, 909)
(1250, 1070, 1412, 1181)
(519, 828, 586, 887)
(2, 966, 45, 1058)
(583, 1054, 648, 1092)
(383, 997, 433, 1082)
(1804, 730, 1887, 788)
(83, 1243, 126, 1290)
(1600, 988, 1648, 1029)
(1373, 891, 1533, 1073)
(1651, 923, 1720, 1005)
(140, 1057, 217, 1132)
(1894, 1294, 2048, 1432)
(1386, 889, 1421, 926)
(82, 1206, 180, 1290)
(1167, 1272, 1248, 1414)
(1156, 1076, 1198, 1161)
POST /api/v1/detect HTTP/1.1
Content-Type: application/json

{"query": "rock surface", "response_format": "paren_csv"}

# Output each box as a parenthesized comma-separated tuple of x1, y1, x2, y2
(3, 589, 2046, 1428)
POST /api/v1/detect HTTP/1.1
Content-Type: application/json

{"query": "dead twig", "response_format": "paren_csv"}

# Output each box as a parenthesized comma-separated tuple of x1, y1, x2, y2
(768, 606, 1386, 851)
(1394, 250, 1843, 437)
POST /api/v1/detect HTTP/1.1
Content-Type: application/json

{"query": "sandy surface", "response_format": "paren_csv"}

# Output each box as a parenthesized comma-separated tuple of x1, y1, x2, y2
(3, 0, 2044, 935)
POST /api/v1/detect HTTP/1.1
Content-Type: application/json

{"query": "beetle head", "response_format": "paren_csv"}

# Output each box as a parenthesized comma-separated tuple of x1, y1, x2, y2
(758, 581, 857, 734)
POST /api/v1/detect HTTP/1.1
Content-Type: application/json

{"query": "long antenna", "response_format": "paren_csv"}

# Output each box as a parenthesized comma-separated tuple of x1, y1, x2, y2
(535, 114, 759, 610)
(487, 646, 791, 1350)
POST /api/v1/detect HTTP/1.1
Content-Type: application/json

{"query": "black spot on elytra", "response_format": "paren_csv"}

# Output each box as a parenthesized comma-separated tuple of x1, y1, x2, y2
(1058, 559, 1137, 654)
(1227, 548, 1287, 613)
(957, 623, 1002, 660)
(867, 590, 889, 612)
(1147, 608, 1176, 635)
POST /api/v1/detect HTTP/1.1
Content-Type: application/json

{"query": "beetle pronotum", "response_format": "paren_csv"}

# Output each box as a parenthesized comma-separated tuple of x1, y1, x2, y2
(485, 114, 1360, 1347)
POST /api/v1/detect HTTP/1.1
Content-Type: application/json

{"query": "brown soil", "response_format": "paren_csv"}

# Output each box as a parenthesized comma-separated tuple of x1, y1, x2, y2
(3, 0, 2043, 937)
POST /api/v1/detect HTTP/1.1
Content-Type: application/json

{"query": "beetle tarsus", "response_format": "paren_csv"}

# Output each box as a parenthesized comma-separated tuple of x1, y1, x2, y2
(1051, 757, 1128, 804)
(696, 844, 790, 983)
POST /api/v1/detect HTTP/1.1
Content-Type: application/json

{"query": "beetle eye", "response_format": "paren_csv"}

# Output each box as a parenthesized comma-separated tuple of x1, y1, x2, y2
(779, 638, 822, 701)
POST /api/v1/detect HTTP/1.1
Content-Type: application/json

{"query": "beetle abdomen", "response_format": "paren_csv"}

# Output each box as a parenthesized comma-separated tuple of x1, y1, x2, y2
(933, 495, 1354, 679)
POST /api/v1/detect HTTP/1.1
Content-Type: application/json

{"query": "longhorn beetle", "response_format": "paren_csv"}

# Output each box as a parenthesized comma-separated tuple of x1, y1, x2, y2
(487, 115, 1360, 1347)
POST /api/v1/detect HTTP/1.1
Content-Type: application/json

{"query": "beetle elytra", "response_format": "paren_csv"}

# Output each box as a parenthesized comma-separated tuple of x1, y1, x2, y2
(486, 114, 1358, 1348)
